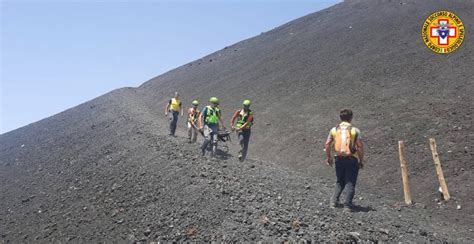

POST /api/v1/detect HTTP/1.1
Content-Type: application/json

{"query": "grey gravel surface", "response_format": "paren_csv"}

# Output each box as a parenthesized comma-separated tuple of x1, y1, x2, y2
(1, 88, 472, 242)
(1, 0, 474, 242)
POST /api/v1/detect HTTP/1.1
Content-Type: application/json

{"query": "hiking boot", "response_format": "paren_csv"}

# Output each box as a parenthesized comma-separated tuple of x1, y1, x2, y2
(330, 202, 338, 209)
(201, 148, 206, 156)
(238, 154, 243, 161)
(343, 204, 353, 213)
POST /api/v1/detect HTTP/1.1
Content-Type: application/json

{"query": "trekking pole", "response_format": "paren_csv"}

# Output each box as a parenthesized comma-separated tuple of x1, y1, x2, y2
(398, 140, 413, 205)
(429, 138, 450, 201)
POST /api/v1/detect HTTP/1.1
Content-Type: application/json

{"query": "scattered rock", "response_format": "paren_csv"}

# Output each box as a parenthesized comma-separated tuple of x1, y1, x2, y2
(292, 219, 300, 231)
(111, 183, 121, 191)
(260, 215, 269, 225)
(186, 227, 198, 238)
(419, 230, 428, 236)
(348, 232, 360, 240)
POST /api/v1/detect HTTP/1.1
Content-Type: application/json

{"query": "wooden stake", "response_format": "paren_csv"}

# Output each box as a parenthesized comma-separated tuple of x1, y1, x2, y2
(398, 140, 412, 205)
(429, 138, 450, 201)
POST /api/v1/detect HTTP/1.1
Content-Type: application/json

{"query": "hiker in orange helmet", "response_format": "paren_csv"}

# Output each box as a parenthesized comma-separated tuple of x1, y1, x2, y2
(325, 109, 365, 212)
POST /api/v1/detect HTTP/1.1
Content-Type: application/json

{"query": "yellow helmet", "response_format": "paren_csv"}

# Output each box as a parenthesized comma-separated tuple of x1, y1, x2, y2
(209, 97, 219, 104)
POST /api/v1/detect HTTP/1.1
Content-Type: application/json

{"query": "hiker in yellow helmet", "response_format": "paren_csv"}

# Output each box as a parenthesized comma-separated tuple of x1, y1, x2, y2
(164, 92, 184, 136)
(231, 99, 254, 161)
(187, 100, 201, 143)
(198, 97, 224, 156)
(324, 109, 365, 212)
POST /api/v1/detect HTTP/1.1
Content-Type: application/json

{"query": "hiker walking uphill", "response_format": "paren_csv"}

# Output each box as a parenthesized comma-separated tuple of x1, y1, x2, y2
(325, 109, 364, 212)
(187, 100, 201, 143)
(164, 92, 184, 136)
(198, 97, 224, 157)
(231, 100, 254, 161)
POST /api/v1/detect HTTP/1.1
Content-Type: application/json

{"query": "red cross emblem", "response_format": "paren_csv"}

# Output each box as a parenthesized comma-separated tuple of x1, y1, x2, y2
(430, 19, 457, 46)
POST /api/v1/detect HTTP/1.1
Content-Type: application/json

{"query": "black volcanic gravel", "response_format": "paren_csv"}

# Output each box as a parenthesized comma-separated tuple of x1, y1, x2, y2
(1, 0, 474, 242)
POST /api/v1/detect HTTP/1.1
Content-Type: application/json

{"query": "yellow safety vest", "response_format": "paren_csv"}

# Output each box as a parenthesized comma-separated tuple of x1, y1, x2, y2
(170, 98, 181, 111)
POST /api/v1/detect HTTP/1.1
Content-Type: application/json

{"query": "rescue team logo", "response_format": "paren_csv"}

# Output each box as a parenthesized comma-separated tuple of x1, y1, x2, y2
(422, 10, 465, 54)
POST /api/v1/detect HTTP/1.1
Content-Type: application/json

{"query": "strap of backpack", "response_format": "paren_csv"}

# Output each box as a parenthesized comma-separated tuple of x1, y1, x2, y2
(352, 127, 358, 143)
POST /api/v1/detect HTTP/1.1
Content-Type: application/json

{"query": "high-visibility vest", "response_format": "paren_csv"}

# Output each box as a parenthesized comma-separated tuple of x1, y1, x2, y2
(205, 106, 220, 125)
(236, 109, 254, 129)
(170, 98, 181, 111)
(188, 108, 200, 123)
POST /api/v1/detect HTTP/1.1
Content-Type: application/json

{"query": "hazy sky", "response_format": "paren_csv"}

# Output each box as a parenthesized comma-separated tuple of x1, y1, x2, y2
(1, 0, 340, 134)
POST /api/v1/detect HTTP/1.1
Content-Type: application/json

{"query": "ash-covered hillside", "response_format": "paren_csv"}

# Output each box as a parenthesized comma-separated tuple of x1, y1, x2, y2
(1, 0, 473, 242)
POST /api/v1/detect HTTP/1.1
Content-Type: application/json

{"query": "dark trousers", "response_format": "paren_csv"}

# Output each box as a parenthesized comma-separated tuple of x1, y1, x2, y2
(169, 111, 179, 135)
(238, 129, 251, 160)
(331, 157, 359, 206)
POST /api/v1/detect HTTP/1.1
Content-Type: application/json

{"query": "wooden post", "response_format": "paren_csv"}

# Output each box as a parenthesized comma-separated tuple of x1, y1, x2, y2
(429, 138, 450, 201)
(398, 141, 412, 205)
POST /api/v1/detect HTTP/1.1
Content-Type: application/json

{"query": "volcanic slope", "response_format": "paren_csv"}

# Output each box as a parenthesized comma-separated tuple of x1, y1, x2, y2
(136, 0, 474, 224)
(1, 0, 474, 242)
(1, 88, 473, 242)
